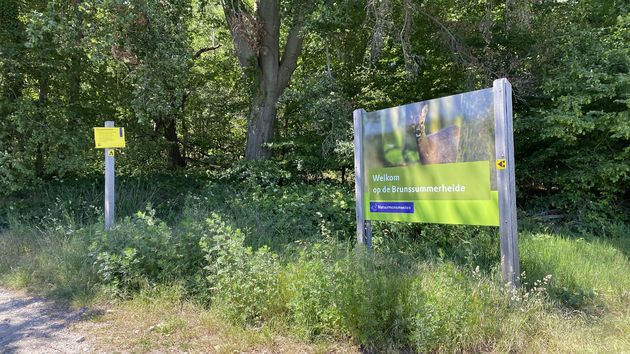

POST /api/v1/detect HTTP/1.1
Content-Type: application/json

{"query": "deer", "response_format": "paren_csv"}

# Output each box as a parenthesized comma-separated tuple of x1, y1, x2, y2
(414, 104, 461, 164)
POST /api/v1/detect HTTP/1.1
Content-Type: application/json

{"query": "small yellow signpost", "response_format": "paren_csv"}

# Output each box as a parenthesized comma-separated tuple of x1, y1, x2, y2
(94, 127, 126, 148)
(94, 122, 126, 230)
(496, 159, 507, 170)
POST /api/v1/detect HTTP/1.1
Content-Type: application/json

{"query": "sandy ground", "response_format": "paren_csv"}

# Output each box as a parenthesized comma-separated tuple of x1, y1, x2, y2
(0, 288, 95, 354)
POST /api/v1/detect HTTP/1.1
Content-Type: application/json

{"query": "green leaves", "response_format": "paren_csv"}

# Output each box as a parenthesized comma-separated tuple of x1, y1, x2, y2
(515, 11, 630, 224)
(201, 212, 282, 324)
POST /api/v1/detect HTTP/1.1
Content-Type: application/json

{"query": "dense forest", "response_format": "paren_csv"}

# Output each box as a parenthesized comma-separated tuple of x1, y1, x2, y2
(0, 0, 629, 352)
(1, 0, 627, 223)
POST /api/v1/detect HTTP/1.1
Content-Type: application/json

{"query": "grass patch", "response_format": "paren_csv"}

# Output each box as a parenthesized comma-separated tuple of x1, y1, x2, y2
(0, 224, 99, 306)
(84, 285, 358, 353)
(521, 233, 630, 310)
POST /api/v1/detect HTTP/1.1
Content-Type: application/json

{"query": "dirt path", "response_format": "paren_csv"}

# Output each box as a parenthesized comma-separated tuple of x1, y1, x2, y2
(0, 288, 94, 353)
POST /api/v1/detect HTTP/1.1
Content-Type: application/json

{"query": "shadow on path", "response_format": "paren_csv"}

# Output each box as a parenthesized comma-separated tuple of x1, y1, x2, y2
(0, 288, 95, 354)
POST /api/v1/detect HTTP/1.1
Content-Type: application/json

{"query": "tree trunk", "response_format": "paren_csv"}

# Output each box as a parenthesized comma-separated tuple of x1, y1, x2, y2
(164, 117, 186, 168)
(222, 0, 304, 160)
(245, 82, 279, 159)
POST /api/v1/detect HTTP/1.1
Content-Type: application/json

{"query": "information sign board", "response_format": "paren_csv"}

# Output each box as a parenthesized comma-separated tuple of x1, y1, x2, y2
(94, 127, 126, 148)
(353, 79, 519, 286)
(360, 88, 499, 226)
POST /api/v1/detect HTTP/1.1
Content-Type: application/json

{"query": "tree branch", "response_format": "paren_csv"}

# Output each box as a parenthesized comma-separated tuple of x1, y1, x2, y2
(278, 25, 303, 94)
(193, 45, 221, 59)
(221, 0, 257, 69)
(417, 8, 499, 80)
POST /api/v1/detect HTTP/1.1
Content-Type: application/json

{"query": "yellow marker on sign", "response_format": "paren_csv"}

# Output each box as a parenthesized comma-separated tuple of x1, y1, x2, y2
(496, 159, 507, 170)
(94, 127, 126, 148)
(107, 150, 115, 157)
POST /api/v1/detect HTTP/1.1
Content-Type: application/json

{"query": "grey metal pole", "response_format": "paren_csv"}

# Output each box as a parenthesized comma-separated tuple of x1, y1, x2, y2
(493, 78, 520, 287)
(353, 109, 372, 247)
(104, 121, 115, 230)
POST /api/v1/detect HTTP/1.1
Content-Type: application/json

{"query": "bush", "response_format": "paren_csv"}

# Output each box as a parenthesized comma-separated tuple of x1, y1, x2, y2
(285, 245, 408, 344)
(406, 263, 492, 352)
(186, 168, 356, 249)
(201, 213, 283, 325)
(373, 222, 501, 272)
(90, 207, 206, 297)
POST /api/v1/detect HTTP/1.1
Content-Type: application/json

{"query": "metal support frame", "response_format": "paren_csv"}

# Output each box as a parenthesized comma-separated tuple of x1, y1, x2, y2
(353, 109, 372, 247)
(493, 78, 520, 287)
(104, 121, 115, 230)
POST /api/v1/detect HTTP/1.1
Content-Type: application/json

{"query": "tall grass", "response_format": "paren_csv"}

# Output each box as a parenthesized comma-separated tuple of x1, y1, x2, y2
(0, 224, 98, 305)
(0, 174, 208, 229)
(521, 233, 630, 310)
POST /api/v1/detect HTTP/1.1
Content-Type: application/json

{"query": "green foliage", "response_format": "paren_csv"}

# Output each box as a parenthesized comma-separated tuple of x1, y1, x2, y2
(0, 174, 208, 230)
(407, 264, 476, 352)
(201, 213, 283, 325)
(90, 209, 175, 295)
(89, 205, 207, 297)
(0, 0, 627, 224)
(1, 0, 630, 350)
(276, 74, 354, 175)
(285, 244, 406, 344)
(199, 161, 356, 248)
(515, 9, 630, 225)
(372, 222, 500, 272)
(1, 175, 630, 351)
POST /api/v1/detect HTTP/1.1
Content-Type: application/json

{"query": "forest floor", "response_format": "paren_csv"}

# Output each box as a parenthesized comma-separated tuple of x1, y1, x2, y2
(0, 287, 98, 353)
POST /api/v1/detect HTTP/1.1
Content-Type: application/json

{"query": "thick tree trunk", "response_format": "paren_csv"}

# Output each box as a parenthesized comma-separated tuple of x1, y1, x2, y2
(222, 0, 304, 160)
(164, 117, 186, 168)
(245, 83, 279, 159)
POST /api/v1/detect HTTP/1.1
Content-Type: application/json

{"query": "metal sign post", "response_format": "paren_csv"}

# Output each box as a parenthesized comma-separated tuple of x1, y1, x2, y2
(104, 121, 115, 230)
(353, 108, 372, 247)
(493, 78, 520, 287)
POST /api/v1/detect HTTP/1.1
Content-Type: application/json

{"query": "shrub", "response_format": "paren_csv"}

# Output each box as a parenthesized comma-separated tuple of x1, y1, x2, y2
(185, 177, 356, 250)
(406, 263, 490, 352)
(90, 208, 178, 296)
(201, 213, 283, 325)
(285, 244, 409, 345)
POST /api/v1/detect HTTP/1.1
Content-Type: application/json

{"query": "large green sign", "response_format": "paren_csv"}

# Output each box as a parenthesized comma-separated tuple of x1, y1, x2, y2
(361, 88, 499, 226)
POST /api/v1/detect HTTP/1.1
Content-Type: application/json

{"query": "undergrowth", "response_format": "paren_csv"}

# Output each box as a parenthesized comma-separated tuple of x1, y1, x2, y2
(1, 163, 628, 352)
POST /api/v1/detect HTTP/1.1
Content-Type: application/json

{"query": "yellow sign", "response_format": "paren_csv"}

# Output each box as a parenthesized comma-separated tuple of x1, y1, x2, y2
(94, 127, 126, 148)
(107, 150, 115, 157)
(496, 159, 507, 170)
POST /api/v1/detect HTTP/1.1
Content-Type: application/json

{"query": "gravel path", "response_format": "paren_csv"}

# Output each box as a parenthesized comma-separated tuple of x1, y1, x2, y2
(0, 288, 94, 354)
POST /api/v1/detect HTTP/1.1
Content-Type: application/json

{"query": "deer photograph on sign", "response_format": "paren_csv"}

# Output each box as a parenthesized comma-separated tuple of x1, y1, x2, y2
(361, 88, 499, 226)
